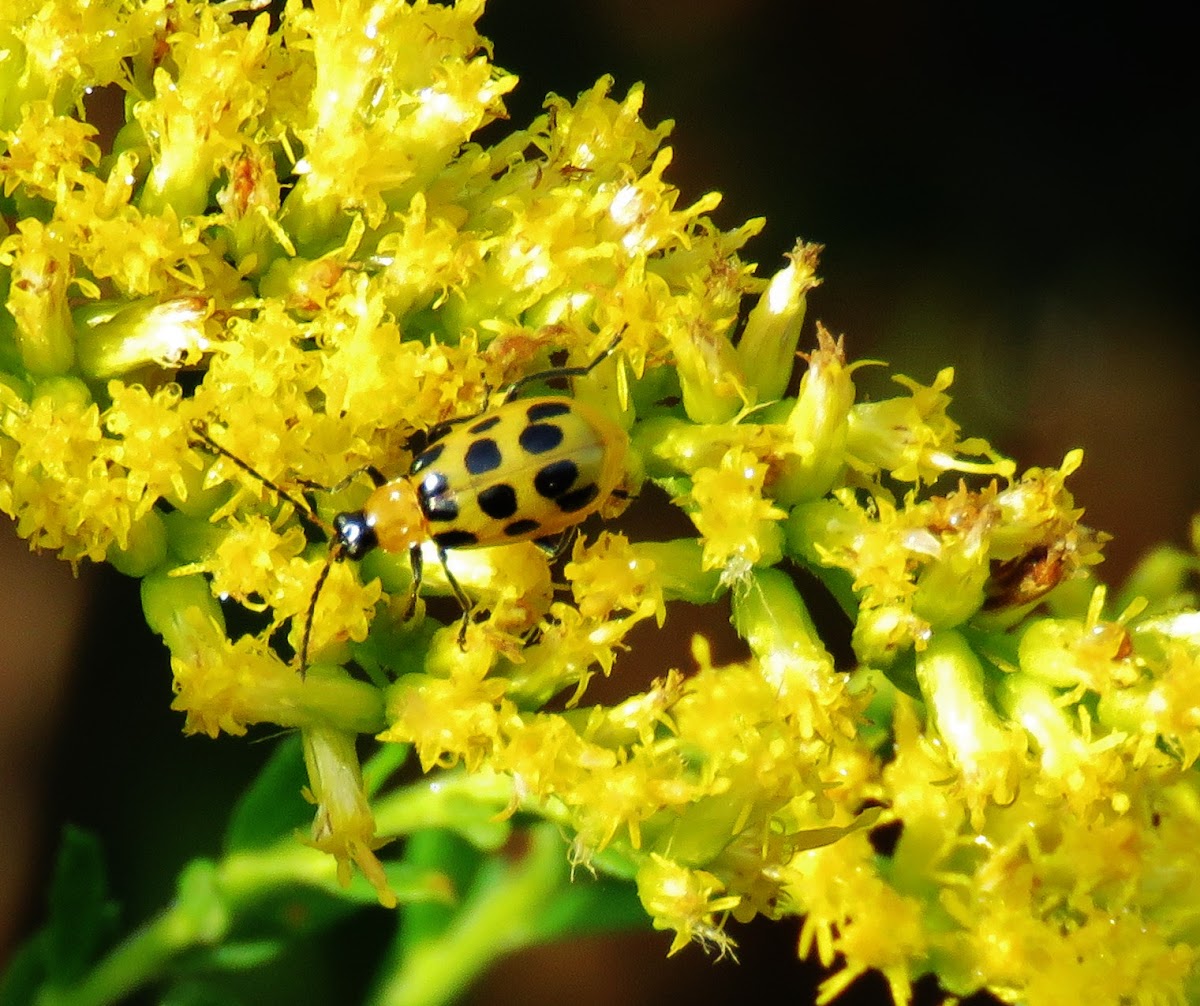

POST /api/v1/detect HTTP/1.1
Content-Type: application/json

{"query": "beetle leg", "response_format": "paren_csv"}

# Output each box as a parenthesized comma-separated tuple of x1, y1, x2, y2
(533, 525, 578, 561)
(402, 543, 424, 620)
(404, 544, 473, 649)
(434, 543, 475, 649)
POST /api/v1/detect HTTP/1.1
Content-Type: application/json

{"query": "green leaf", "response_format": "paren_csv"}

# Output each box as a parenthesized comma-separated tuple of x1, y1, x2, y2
(362, 741, 411, 798)
(44, 825, 119, 985)
(174, 860, 230, 945)
(530, 874, 648, 942)
(397, 830, 481, 949)
(222, 882, 361, 938)
(224, 735, 310, 853)
(203, 939, 290, 972)
(0, 934, 47, 1006)
(159, 979, 247, 1006)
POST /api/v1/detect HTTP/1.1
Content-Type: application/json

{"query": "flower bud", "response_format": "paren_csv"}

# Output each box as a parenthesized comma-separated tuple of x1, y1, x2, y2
(774, 325, 857, 503)
(672, 326, 744, 424)
(3, 219, 76, 375)
(915, 630, 1024, 815)
(107, 509, 168, 577)
(76, 297, 213, 378)
(736, 241, 821, 402)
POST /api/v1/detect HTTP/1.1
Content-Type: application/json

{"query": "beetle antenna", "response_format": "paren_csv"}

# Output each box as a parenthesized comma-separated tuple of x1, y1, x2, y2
(500, 333, 624, 403)
(190, 421, 330, 536)
(300, 542, 343, 675)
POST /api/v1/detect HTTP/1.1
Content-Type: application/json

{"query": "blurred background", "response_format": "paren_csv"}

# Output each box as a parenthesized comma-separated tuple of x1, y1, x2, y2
(3, 2, 1198, 1003)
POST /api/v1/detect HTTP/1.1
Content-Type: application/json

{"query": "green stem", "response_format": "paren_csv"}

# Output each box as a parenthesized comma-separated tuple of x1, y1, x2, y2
(35, 900, 218, 1006)
(31, 840, 359, 1006)
(369, 825, 569, 1006)
(372, 772, 514, 851)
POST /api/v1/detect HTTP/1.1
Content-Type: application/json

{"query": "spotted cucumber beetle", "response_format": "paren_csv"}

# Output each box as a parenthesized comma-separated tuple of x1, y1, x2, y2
(193, 339, 629, 670)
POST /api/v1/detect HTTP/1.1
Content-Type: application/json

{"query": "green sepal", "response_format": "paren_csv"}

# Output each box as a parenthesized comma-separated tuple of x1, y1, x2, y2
(46, 827, 120, 986)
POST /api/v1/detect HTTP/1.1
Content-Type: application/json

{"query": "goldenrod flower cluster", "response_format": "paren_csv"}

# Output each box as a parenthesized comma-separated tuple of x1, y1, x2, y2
(3, 2, 1200, 1004)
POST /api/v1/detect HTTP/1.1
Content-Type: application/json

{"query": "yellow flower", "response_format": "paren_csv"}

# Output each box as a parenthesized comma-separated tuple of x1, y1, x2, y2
(636, 854, 741, 957)
(687, 446, 787, 586)
(381, 662, 509, 772)
(795, 837, 929, 1006)
(167, 604, 302, 739)
(0, 217, 78, 375)
(773, 323, 861, 503)
(5, 1, 1200, 999)
(736, 240, 822, 404)
(915, 629, 1027, 824)
(134, 5, 275, 217)
(0, 99, 101, 197)
(564, 531, 665, 626)
(283, 0, 516, 244)
(847, 366, 1015, 484)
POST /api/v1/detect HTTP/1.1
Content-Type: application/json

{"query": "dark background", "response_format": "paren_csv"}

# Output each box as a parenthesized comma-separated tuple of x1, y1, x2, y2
(484, 0, 1200, 583)
(5, 3, 1198, 1004)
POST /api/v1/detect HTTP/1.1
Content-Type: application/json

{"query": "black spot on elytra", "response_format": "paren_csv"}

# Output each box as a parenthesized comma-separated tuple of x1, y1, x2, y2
(464, 438, 502, 475)
(526, 401, 571, 422)
(504, 518, 541, 537)
(469, 415, 502, 434)
(421, 493, 459, 522)
(478, 483, 518, 519)
(419, 471, 449, 497)
(868, 819, 902, 858)
(534, 459, 578, 499)
(557, 483, 599, 513)
(519, 422, 564, 455)
(410, 443, 443, 474)
(434, 529, 478, 548)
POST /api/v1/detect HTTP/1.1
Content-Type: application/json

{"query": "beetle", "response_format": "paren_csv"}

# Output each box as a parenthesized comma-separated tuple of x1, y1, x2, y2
(193, 339, 629, 669)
